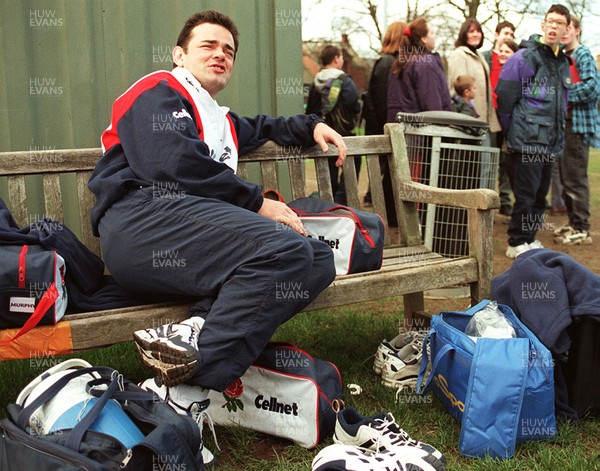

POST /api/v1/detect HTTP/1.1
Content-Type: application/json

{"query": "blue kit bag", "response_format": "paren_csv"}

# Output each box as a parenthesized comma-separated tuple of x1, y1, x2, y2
(417, 300, 556, 459)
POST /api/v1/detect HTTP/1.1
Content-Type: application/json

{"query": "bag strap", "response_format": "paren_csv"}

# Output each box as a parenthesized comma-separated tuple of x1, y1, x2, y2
(0, 282, 59, 346)
(416, 330, 456, 395)
(64, 370, 120, 451)
(464, 300, 491, 315)
(16, 366, 114, 430)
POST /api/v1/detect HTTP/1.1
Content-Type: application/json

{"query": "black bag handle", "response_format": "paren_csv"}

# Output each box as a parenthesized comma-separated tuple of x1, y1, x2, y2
(17, 366, 119, 452)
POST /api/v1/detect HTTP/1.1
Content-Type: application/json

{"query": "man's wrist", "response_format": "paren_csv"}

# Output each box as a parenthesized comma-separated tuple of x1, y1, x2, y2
(307, 114, 324, 133)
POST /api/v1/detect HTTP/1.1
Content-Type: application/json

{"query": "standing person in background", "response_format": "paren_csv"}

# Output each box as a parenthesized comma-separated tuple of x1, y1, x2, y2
(492, 38, 519, 216)
(448, 19, 501, 192)
(387, 17, 452, 119)
(447, 19, 501, 134)
(496, 4, 572, 259)
(452, 75, 479, 117)
(483, 21, 517, 217)
(307, 45, 361, 205)
(553, 17, 599, 246)
(363, 21, 406, 224)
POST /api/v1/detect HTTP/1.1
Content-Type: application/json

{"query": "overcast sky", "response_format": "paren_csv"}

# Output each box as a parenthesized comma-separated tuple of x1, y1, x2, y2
(301, 0, 600, 58)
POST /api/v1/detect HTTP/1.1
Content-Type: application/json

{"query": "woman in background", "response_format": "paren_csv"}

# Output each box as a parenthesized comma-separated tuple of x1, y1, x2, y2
(363, 21, 406, 222)
(387, 17, 452, 119)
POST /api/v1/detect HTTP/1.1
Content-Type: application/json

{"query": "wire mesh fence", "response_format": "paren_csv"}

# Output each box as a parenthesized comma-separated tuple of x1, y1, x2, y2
(404, 129, 500, 258)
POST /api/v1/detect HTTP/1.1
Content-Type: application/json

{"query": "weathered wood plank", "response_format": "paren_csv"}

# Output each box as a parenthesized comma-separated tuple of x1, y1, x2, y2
(7, 175, 28, 227)
(260, 161, 278, 192)
(365, 154, 389, 244)
(315, 158, 334, 202)
(288, 160, 306, 200)
(0, 148, 100, 175)
(76, 171, 101, 258)
(341, 156, 360, 209)
(42, 173, 64, 221)
(237, 162, 249, 182)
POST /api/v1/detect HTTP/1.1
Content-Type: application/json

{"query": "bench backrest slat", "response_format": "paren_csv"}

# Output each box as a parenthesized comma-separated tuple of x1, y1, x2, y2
(0, 126, 417, 256)
(42, 173, 64, 223)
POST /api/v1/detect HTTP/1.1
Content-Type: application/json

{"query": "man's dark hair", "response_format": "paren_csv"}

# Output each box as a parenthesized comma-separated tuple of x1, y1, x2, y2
(455, 18, 485, 49)
(495, 21, 516, 34)
(545, 4, 571, 25)
(176, 10, 239, 56)
(320, 45, 342, 67)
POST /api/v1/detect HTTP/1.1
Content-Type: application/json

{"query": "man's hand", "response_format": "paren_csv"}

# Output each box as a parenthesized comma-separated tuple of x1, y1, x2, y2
(258, 198, 307, 236)
(313, 122, 347, 167)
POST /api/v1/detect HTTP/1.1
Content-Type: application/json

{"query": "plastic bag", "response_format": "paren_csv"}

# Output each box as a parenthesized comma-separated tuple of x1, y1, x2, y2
(465, 301, 516, 339)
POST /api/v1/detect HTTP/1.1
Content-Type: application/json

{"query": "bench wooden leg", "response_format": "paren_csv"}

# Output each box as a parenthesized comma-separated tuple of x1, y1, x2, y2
(402, 292, 429, 330)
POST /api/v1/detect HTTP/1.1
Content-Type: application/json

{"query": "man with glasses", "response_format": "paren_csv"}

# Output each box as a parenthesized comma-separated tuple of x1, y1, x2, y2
(495, 4, 573, 259)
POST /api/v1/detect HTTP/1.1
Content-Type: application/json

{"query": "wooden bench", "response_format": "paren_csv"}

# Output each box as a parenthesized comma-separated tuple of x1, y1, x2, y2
(0, 123, 499, 359)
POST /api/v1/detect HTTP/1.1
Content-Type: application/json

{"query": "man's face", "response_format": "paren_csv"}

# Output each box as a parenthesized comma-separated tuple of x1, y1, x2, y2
(495, 27, 515, 49)
(542, 13, 569, 47)
(172, 22, 235, 98)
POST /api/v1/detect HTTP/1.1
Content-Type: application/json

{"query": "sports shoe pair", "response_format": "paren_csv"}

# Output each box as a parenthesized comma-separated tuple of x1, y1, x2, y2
(505, 240, 544, 259)
(319, 402, 445, 470)
(553, 224, 592, 245)
(374, 329, 426, 393)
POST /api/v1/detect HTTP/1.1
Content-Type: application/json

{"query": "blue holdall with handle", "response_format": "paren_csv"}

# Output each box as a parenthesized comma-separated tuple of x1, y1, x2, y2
(417, 300, 556, 459)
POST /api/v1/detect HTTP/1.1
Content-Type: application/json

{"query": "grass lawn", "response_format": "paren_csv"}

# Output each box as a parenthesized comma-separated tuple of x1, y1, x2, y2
(1, 151, 599, 470)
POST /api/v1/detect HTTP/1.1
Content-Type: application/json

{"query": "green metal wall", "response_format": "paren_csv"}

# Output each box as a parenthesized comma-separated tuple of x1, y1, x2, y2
(0, 0, 303, 231)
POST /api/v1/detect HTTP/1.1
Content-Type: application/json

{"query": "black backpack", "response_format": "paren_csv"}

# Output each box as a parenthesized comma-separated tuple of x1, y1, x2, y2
(0, 364, 203, 470)
(308, 74, 358, 136)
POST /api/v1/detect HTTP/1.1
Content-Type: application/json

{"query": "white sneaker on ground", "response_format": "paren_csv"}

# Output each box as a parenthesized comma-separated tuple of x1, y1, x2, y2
(312, 443, 445, 471)
(380, 334, 424, 391)
(140, 377, 218, 468)
(528, 240, 544, 249)
(505, 243, 530, 259)
(554, 229, 592, 245)
(133, 317, 204, 386)
(553, 224, 574, 237)
(332, 406, 445, 467)
(373, 330, 424, 375)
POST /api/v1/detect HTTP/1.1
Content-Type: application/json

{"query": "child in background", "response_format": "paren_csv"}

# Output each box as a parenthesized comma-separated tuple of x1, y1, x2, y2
(452, 75, 479, 118)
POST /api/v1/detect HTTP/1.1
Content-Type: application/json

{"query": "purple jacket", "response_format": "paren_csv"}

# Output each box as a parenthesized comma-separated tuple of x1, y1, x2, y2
(387, 52, 452, 122)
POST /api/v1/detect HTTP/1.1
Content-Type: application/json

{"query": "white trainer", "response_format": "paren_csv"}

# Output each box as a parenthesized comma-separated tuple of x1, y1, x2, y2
(374, 330, 424, 375)
(505, 243, 530, 259)
(312, 444, 446, 471)
(140, 377, 218, 468)
(133, 317, 205, 386)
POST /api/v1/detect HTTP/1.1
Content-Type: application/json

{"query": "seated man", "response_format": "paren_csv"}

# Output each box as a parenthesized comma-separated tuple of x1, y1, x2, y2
(87, 10, 345, 464)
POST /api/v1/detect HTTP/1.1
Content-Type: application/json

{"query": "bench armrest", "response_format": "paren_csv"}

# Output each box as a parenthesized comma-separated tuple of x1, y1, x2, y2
(398, 181, 500, 210)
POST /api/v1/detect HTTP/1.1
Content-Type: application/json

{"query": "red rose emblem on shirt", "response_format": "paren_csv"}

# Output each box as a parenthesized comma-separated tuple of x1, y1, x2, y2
(222, 378, 244, 412)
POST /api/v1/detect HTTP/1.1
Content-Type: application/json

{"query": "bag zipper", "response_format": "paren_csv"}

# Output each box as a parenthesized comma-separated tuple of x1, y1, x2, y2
(1, 420, 99, 471)
(18, 245, 29, 288)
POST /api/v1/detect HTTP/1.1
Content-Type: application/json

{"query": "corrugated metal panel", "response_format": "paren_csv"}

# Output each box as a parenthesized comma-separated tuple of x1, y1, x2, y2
(0, 0, 303, 232)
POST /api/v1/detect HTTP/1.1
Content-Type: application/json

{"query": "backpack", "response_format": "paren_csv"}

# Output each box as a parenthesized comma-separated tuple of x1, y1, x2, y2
(0, 359, 203, 470)
(315, 74, 358, 136)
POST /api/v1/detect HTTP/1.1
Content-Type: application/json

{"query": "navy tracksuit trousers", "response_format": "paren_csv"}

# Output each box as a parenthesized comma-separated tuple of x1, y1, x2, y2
(98, 188, 336, 391)
(506, 152, 554, 247)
